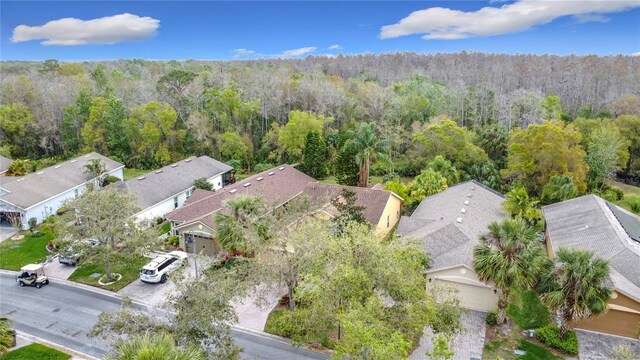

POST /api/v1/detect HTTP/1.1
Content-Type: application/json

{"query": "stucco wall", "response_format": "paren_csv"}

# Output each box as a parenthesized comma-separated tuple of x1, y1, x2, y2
(570, 292, 640, 338)
(427, 265, 500, 313)
(374, 195, 402, 236)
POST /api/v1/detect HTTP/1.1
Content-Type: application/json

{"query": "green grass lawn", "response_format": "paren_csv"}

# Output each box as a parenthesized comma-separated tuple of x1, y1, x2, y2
(507, 290, 551, 329)
(0, 343, 70, 360)
(264, 309, 288, 335)
(610, 180, 640, 197)
(517, 339, 562, 360)
(68, 255, 149, 292)
(0, 231, 54, 270)
(157, 221, 171, 235)
(483, 329, 562, 360)
(123, 168, 150, 181)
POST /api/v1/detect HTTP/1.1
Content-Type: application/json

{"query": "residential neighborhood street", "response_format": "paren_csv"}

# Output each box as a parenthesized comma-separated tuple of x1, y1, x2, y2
(0, 272, 327, 359)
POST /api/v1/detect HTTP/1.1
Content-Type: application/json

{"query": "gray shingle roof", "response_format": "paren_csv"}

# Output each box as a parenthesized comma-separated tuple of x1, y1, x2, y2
(0, 156, 13, 173)
(114, 156, 233, 211)
(0, 152, 123, 210)
(542, 195, 640, 301)
(397, 180, 507, 269)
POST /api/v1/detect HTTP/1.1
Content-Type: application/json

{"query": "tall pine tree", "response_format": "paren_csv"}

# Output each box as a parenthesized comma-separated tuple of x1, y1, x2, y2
(300, 131, 329, 179)
(335, 129, 359, 186)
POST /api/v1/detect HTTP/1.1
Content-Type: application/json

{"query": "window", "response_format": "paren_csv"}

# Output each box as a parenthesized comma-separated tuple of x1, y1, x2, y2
(387, 215, 390, 228)
(74, 188, 79, 197)
(173, 196, 178, 209)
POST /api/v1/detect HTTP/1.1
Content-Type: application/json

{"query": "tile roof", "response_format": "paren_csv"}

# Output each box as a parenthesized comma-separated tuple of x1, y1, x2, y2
(0, 152, 123, 210)
(0, 156, 13, 173)
(302, 183, 401, 226)
(114, 156, 233, 211)
(542, 195, 640, 302)
(166, 164, 316, 229)
(396, 180, 507, 269)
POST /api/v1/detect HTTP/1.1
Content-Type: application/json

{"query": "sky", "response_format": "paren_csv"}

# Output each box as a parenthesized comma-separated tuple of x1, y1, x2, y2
(1, 1, 640, 60)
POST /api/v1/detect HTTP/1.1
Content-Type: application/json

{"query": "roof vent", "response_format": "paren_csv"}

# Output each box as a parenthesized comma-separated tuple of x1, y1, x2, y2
(268, 171, 275, 176)
(84, 155, 90, 158)
(467, 194, 473, 198)
(37, 171, 44, 175)
(456, 217, 463, 223)
(16, 179, 23, 182)
(461, 208, 466, 214)
(155, 170, 163, 174)
(70, 160, 77, 163)
(171, 164, 178, 168)
(257, 177, 264, 181)
(471, 186, 476, 191)
(185, 159, 192, 163)
(137, 176, 146, 181)
(278, 167, 284, 171)
(229, 189, 237, 194)
(243, 183, 251, 187)
(54, 165, 62, 169)
(464, 200, 470, 205)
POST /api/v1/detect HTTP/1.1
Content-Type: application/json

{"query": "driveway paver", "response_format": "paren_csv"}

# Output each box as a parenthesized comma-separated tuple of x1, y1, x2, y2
(0, 222, 17, 243)
(411, 310, 486, 360)
(232, 285, 284, 331)
(576, 329, 640, 360)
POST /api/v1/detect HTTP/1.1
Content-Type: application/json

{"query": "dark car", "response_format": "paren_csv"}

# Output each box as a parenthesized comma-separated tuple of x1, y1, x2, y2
(58, 238, 100, 266)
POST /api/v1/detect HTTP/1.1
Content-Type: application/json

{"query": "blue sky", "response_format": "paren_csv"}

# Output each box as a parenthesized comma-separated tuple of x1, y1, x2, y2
(2, 1, 639, 60)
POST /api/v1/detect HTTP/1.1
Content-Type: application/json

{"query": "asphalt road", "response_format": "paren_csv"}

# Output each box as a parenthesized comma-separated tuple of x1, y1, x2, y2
(0, 273, 326, 359)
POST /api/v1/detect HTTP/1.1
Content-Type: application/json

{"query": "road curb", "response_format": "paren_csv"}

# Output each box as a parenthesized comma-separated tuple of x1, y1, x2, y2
(16, 330, 100, 360)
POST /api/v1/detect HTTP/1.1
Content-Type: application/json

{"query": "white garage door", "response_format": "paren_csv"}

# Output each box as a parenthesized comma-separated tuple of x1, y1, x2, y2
(434, 279, 498, 312)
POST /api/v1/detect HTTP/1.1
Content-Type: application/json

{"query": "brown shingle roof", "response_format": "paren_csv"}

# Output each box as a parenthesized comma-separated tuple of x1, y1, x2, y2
(302, 183, 401, 226)
(166, 164, 316, 229)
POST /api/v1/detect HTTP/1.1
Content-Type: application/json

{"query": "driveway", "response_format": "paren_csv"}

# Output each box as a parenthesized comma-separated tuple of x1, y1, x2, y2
(0, 222, 17, 242)
(410, 310, 486, 360)
(576, 329, 640, 359)
(232, 285, 284, 331)
(43, 257, 77, 280)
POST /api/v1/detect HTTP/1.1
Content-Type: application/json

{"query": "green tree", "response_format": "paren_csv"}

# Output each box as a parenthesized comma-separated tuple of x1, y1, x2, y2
(111, 333, 205, 360)
(586, 124, 630, 189)
(344, 122, 388, 187)
(331, 188, 367, 235)
(473, 218, 548, 323)
(203, 87, 260, 135)
(61, 91, 92, 154)
(277, 110, 332, 162)
(193, 178, 213, 191)
(0, 103, 39, 158)
(503, 121, 588, 193)
(426, 155, 459, 186)
(300, 131, 329, 180)
(335, 128, 360, 186)
(462, 160, 502, 191)
(84, 158, 107, 188)
(213, 196, 271, 254)
(409, 168, 448, 204)
(475, 124, 510, 169)
(218, 132, 252, 168)
(614, 115, 640, 177)
(425, 334, 454, 360)
(384, 179, 409, 202)
(540, 176, 579, 205)
(156, 69, 198, 122)
(540, 95, 564, 121)
(58, 186, 157, 281)
(128, 101, 182, 168)
(503, 186, 541, 224)
(6, 159, 31, 176)
(91, 64, 113, 96)
(82, 97, 128, 158)
(540, 248, 611, 337)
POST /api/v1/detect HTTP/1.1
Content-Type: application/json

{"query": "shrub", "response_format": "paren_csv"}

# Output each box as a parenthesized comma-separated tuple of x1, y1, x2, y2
(155, 216, 164, 225)
(254, 163, 275, 173)
(226, 159, 242, 171)
(382, 172, 399, 183)
(534, 325, 578, 355)
(28, 217, 37, 230)
(31, 231, 43, 238)
(193, 178, 213, 191)
(626, 196, 640, 214)
(102, 175, 121, 186)
(56, 206, 69, 216)
(166, 235, 179, 246)
(486, 311, 498, 326)
(608, 187, 625, 201)
(44, 215, 56, 224)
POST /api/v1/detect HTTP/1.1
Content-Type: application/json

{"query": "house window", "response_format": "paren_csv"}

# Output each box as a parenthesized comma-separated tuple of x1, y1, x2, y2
(173, 196, 178, 209)
(387, 215, 390, 228)
(74, 188, 79, 197)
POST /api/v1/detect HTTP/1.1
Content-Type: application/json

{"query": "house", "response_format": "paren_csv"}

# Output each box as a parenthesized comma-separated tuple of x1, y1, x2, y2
(0, 153, 124, 229)
(114, 156, 233, 222)
(542, 195, 640, 338)
(0, 156, 13, 175)
(302, 182, 403, 236)
(165, 164, 316, 255)
(396, 180, 507, 312)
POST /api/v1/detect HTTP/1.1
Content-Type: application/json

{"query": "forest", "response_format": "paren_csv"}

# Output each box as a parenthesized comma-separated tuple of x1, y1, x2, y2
(1, 53, 639, 212)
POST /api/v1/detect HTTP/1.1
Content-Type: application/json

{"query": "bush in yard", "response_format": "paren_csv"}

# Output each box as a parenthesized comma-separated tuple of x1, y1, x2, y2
(155, 216, 164, 225)
(102, 175, 121, 186)
(534, 325, 578, 355)
(166, 235, 179, 246)
(253, 163, 275, 173)
(28, 217, 37, 230)
(626, 196, 640, 214)
(485, 311, 498, 326)
(193, 178, 213, 191)
(56, 207, 69, 216)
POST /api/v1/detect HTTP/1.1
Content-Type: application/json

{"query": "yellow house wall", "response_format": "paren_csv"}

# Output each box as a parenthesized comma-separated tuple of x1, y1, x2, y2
(374, 195, 402, 236)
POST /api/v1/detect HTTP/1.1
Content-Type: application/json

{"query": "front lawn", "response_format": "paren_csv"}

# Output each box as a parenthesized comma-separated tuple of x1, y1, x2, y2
(0, 231, 54, 270)
(483, 329, 562, 360)
(157, 221, 171, 236)
(507, 290, 551, 329)
(123, 168, 150, 181)
(517, 339, 562, 360)
(0, 343, 70, 360)
(68, 255, 149, 292)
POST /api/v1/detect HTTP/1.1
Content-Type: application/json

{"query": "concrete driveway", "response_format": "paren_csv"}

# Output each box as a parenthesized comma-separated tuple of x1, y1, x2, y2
(232, 285, 284, 331)
(0, 222, 17, 242)
(43, 258, 77, 280)
(576, 329, 640, 359)
(411, 310, 486, 360)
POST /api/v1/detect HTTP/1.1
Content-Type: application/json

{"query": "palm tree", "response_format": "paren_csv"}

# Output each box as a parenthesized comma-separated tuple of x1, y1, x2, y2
(503, 186, 541, 224)
(84, 158, 107, 188)
(344, 122, 388, 187)
(111, 333, 205, 360)
(214, 195, 271, 254)
(540, 176, 579, 205)
(473, 218, 548, 323)
(0, 317, 16, 354)
(540, 248, 611, 337)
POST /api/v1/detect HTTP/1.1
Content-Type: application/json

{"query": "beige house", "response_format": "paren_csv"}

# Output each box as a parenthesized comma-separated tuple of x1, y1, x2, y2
(543, 195, 640, 339)
(396, 181, 507, 312)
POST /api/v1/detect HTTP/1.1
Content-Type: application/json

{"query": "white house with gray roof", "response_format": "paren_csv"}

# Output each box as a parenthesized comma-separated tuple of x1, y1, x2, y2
(542, 194, 640, 338)
(397, 180, 507, 312)
(114, 156, 233, 222)
(0, 152, 124, 229)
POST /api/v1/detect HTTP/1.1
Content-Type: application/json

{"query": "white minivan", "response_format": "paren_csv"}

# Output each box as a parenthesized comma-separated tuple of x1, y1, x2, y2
(140, 251, 188, 284)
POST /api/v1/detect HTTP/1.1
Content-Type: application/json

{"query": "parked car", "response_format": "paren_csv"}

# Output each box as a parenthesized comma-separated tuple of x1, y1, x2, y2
(16, 264, 49, 288)
(58, 238, 100, 267)
(140, 251, 188, 284)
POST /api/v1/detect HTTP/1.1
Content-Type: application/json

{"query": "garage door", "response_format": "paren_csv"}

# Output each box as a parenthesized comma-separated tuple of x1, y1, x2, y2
(433, 279, 499, 312)
(573, 310, 640, 339)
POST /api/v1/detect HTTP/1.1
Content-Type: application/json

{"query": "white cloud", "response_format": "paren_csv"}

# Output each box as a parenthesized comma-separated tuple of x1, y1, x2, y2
(12, 13, 159, 46)
(231, 46, 317, 59)
(328, 44, 342, 50)
(231, 48, 257, 58)
(631, 52, 640, 56)
(380, 0, 640, 40)
(573, 13, 610, 24)
(280, 47, 317, 58)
